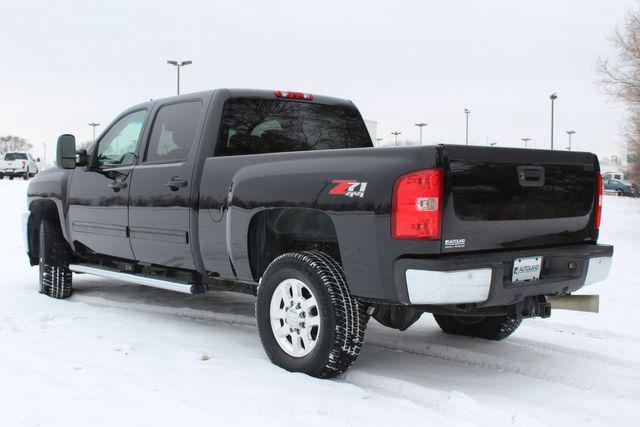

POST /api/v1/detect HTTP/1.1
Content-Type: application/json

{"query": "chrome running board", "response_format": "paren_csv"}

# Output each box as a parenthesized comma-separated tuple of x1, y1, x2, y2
(69, 264, 206, 294)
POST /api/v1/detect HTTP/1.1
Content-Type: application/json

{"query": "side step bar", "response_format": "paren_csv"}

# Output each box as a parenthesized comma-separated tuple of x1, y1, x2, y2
(69, 264, 207, 295)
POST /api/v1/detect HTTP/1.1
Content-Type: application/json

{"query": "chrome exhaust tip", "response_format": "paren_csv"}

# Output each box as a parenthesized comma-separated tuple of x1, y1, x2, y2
(548, 295, 599, 313)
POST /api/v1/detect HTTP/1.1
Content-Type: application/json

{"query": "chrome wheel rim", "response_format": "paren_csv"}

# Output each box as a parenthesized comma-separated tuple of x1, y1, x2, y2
(270, 278, 321, 358)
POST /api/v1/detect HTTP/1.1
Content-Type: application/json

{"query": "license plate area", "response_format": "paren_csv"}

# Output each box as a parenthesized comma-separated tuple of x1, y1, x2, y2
(512, 256, 542, 283)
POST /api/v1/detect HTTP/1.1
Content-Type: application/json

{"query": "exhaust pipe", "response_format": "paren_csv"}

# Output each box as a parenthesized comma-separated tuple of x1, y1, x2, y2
(548, 295, 599, 313)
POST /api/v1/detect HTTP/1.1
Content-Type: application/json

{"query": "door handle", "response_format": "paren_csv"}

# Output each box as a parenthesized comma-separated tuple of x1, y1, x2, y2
(164, 176, 188, 191)
(108, 181, 128, 192)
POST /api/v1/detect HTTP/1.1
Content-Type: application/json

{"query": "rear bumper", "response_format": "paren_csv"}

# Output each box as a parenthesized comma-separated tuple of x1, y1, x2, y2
(394, 244, 613, 306)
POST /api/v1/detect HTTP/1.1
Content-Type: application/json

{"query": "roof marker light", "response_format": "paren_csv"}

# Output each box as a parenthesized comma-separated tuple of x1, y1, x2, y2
(274, 90, 314, 100)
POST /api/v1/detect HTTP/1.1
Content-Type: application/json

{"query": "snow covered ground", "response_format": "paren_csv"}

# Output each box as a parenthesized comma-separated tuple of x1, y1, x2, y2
(1, 179, 639, 426)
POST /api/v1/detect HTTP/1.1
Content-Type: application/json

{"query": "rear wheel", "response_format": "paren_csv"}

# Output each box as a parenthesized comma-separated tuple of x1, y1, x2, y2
(256, 251, 368, 378)
(38, 219, 72, 299)
(433, 314, 521, 340)
(9, 175, 13, 180)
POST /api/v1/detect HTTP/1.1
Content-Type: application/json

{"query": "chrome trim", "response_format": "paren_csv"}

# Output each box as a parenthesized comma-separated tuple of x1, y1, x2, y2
(21, 211, 30, 254)
(69, 264, 196, 294)
(584, 256, 612, 286)
(405, 268, 492, 304)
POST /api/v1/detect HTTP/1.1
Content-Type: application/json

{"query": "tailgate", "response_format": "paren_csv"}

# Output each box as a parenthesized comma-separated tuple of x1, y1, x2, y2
(441, 145, 599, 253)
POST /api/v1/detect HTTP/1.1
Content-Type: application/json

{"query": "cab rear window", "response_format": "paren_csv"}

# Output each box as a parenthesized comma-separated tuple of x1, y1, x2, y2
(4, 152, 27, 160)
(215, 99, 372, 156)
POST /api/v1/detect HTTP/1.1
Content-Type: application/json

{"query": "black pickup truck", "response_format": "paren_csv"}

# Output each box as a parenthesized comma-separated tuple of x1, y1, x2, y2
(23, 89, 613, 378)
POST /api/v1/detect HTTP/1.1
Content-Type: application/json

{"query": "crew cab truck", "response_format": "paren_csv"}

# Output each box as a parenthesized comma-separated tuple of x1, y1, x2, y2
(1, 151, 39, 180)
(23, 89, 613, 378)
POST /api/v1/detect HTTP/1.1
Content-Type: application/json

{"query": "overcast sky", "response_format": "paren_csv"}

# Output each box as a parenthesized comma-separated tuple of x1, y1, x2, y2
(0, 0, 634, 164)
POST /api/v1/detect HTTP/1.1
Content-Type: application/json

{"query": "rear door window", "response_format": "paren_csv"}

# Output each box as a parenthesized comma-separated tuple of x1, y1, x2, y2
(215, 99, 372, 156)
(145, 101, 203, 163)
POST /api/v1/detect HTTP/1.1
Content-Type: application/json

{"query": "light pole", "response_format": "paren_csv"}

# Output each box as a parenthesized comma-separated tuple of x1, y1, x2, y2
(88, 122, 100, 143)
(167, 60, 192, 95)
(391, 131, 402, 146)
(550, 92, 557, 150)
(375, 138, 383, 147)
(464, 109, 470, 145)
(566, 130, 575, 151)
(521, 137, 532, 148)
(414, 122, 427, 145)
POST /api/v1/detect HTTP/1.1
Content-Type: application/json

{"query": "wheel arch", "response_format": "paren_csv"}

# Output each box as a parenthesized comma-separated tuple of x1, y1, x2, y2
(247, 208, 341, 282)
(27, 199, 65, 265)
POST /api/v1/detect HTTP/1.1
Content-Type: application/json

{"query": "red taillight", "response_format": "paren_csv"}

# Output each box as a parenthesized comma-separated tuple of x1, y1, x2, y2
(595, 172, 603, 229)
(274, 90, 314, 100)
(392, 168, 443, 239)
(21, 160, 26, 166)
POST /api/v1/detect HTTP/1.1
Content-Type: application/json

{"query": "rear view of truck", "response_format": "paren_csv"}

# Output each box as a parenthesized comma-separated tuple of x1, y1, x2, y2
(388, 144, 612, 339)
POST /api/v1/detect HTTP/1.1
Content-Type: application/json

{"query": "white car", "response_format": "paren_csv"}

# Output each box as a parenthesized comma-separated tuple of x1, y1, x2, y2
(0, 152, 39, 180)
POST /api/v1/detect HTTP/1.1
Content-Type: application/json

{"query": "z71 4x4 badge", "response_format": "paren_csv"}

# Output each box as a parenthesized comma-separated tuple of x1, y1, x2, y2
(329, 179, 368, 198)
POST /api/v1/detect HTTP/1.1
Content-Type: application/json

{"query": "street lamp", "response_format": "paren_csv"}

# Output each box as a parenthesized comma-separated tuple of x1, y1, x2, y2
(521, 137, 532, 148)
(88, 122, 100, 143)
(414, 122, 427, 145)
(464, 109, 470, 145)
(375, 138, 383, 147)
(566, 130, 575, 151)
(167, 60, 193, 95)
(391, 131, 402, 146)
(550, 92, 558, 150)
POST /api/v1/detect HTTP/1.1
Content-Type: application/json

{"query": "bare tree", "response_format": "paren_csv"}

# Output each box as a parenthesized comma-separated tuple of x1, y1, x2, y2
(598, 3, 640, 182)
(0, 135, 33, 156)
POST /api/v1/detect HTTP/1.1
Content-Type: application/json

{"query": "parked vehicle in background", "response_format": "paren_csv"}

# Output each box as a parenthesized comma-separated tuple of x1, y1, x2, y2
(0, 152, 39, 180)
(23, 89, 613, 378)
(604, 177, 635, 196)
(602, 171, 627, 182)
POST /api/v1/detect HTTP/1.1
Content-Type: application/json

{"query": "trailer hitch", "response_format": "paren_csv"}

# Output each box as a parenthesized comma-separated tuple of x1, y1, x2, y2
(515, 296, 552, 320)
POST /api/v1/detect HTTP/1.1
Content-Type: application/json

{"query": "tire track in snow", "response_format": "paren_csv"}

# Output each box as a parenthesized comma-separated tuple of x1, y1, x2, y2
(341, 371, 546, 427)
(70, 288, 640, 401)
(363, 331, 640, 401)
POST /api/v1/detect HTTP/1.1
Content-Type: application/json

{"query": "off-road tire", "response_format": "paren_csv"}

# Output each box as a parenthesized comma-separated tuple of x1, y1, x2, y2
(433, 314, 521, 341)
(256, 251, 368, 378)
(38, 219, 72, 298)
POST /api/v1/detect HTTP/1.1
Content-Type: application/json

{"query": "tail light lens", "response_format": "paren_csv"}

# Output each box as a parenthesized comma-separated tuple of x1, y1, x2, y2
(392, 168, 443, 239)
(21, 160, 26, 166)
(595, 172, 603, 229)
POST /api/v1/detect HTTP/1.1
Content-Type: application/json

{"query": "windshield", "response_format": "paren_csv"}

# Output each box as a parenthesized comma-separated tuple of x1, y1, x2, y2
(4, 152, 27, 161)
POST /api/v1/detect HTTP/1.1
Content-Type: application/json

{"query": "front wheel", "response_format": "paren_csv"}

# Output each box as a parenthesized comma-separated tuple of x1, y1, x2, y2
(433, 314, 521, 340)
(38, 219, 73, 298)
(256, 251, 368, 378)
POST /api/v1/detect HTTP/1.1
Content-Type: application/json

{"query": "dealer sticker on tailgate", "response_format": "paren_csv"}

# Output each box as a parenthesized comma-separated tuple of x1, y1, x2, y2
(512, 256, 543, 283)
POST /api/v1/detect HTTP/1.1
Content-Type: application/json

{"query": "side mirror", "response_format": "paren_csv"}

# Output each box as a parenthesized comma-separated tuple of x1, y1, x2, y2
(56, 134, 77, 169)
(36, 157, 41, 162)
